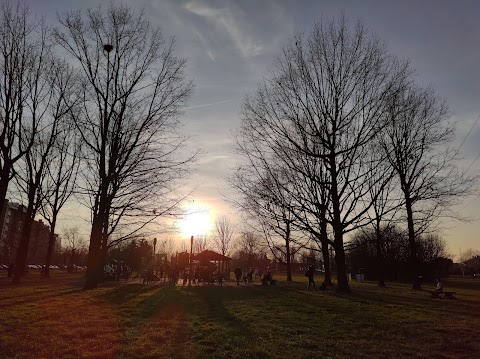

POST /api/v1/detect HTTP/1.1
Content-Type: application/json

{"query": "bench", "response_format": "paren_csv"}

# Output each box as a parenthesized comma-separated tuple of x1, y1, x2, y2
(429, 291, 456, 299)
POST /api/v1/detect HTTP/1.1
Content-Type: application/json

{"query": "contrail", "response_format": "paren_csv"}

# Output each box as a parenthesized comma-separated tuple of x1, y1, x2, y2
(182, 100, 232, 110)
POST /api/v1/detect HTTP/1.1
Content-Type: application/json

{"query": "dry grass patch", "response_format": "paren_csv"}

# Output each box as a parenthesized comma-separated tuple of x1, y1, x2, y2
(0, 272, 479, 358)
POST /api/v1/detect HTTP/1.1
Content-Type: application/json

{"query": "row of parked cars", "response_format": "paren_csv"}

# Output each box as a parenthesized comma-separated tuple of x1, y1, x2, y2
(28, 264, 60, 270)
(0, 264, 86, 270)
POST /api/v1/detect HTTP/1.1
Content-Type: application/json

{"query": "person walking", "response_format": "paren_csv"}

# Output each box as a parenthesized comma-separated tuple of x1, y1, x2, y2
(234, 267, 242, 285)
(305, 265, 316, 291)
(242, 268, 248, 284)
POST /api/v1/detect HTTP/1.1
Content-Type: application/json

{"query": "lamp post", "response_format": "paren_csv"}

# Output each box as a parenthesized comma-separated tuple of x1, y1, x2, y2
(153, 237, 157, 275)
(188, 235, 194, 287)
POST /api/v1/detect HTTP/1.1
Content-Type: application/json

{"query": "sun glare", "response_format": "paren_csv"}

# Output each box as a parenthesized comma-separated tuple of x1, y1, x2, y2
(177, 205, 213, 238)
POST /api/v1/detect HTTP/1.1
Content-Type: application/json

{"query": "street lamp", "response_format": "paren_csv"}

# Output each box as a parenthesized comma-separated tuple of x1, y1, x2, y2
(153, 237, 157, 275)
(188, 235, 193, 287)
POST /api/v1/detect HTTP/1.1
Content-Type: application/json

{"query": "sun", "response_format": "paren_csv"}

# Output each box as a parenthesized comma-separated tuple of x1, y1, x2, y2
(177, 204, 213, 238)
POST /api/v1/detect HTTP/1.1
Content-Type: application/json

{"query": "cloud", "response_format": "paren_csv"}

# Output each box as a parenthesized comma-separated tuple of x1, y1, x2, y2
(206, 50, 216, 61)
(198, 155, 231, 164)
(183, 1, 264, 58)
(182, 99, 231, 110)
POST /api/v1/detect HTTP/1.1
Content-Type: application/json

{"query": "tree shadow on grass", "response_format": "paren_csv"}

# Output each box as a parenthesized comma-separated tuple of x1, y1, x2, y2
(181, 286, 272, 358)
(0, 286, 83, 308)
(95, 284, 197, 358)
(96, 283, 165, 306)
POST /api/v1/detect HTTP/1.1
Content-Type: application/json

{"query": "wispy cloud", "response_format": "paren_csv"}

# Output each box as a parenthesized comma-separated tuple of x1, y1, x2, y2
(182, 99, 231, 110)
(206, 50, 216, 61)
(183, 1, 264, 58)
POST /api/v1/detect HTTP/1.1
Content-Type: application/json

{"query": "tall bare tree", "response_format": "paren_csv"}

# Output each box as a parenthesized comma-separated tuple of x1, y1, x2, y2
(212, 216, 234, 257)
(285, 147, 334, 285)
(380, 83, 472, 289)
(0, 2, 46, 230)
(54, 4, 195, 289)
(12, 53, 72, 283)
(235, 231, 261, 268)
(62, 226, 86, 269)
(358, 141, 402, 287)
(39, 64, 81, 278)
(237, 15, 409, 292)
(231, 166, 304, 281)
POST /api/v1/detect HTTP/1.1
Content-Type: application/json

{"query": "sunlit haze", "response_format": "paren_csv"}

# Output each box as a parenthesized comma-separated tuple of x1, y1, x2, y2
(177, 204, 214, 238)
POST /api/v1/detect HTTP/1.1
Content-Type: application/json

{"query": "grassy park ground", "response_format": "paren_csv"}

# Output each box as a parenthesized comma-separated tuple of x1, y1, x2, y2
(0, 271, 479, 359)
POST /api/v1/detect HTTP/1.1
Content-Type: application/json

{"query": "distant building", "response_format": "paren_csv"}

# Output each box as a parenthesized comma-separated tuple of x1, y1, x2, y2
(0, 200, 60, 264)
(0, 200, 27, 264)
(28, 219, 50, 264)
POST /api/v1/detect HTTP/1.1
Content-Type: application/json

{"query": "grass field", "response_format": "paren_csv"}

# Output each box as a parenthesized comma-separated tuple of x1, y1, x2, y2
(0, 271, 479, 359)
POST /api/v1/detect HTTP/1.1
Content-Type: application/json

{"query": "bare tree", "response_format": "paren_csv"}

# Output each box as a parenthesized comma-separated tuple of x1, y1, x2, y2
(54, 4, 195, 289)
(0, 2, 46, 231)
(12, 43, 71, 284)
(212, 216, 234, 256)
(357, 141, 402, 287)
(235, 231, 260, 267)
(416, 234, 449, 264)
(284, 149, 334, 285)
(458, 248, 480, 276)
(193, 234, 209, 253)
(178, 240, 188, 254)
(39, 65, 81, 278)
(231, 167, 305, 281)
(237, 15, 409, 292)
(62, 226, 86, 270)
(380, 83, 472, 289)
(156, 237, 176, 259)
(459, 248, 479, 264)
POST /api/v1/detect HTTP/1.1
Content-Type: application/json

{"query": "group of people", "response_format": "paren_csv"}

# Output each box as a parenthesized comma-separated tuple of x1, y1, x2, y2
(104, 262, 131, 281)
(234, 267, 255, 285)
(233, 267, 274, 285)
(159, 265, 227, 286)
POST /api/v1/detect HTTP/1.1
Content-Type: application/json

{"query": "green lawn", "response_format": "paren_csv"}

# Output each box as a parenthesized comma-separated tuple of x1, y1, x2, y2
(0, 272, 479, 358)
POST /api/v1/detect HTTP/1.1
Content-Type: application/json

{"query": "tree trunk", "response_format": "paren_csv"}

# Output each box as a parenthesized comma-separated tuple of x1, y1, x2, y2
(405, 194, 421, 290)
(285, 221, 292, 281)
(333, 233, 350, 293)
(84, 216, 103, 289)
(12, 209, 34, 284)
(319, 208, 333, 286)
(0, 166, 11, 232)
(330, 153, 350, 293)
(44, 217, 57, 278)
(99, 234, 109, 283)
(375, 224, 386, 287)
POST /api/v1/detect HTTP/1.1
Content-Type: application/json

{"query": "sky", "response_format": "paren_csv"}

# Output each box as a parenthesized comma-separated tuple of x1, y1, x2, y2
(28, 0, 480, 258)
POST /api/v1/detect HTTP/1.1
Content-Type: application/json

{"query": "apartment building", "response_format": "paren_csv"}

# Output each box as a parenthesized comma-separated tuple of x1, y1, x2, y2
(0, 200, 60, 264)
